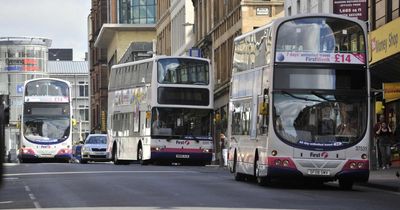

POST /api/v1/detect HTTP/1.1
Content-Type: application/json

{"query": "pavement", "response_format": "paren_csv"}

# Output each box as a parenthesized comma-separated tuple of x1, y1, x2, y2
(209, 163, 400, 192)
(361, 167, 400, 192)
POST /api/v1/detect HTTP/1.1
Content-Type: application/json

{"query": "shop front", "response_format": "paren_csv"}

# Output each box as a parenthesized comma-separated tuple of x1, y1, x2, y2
(369, 17, 400, 168)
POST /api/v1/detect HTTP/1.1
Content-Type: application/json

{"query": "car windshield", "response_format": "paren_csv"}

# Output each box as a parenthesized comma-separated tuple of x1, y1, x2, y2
(85, 136, 106, 144)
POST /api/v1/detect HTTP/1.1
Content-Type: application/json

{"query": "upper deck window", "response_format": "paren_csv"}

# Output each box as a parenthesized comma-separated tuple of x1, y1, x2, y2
(157, 58, 209, 85)
(25, 80, 69, 97)
(276, 17, 365, 57)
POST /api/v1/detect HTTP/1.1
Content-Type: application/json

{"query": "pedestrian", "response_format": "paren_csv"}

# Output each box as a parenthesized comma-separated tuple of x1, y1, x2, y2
(374, 115, 384, 168)
(220, 133, 228, 167)
(375, 115, 392, 169)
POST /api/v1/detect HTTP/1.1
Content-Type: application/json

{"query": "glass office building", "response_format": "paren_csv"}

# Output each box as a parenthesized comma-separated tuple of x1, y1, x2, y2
(118, 0, 156, 24)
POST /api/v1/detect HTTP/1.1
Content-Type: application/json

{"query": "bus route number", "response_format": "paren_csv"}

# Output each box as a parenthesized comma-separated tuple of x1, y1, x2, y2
(335, 54, 351, 63)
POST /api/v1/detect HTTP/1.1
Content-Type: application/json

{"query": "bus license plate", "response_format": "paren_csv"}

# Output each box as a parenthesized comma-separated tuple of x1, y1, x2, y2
(307, 169, 330, 176)
(176, 154, 190, 159)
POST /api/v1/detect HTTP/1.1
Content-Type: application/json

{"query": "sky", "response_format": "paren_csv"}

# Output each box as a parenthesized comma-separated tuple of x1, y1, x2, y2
(0, 0, 91, 61)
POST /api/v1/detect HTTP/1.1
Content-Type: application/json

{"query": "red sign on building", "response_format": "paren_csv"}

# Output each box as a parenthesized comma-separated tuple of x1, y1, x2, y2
(333, 0, 368, 21)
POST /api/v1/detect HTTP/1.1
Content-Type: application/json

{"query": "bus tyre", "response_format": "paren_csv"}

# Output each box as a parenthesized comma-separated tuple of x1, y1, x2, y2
(233, 153, 245, 181)
(339, 179, 354, 190)
(113, 146, 122, 165)
(138, 146, 148, 165)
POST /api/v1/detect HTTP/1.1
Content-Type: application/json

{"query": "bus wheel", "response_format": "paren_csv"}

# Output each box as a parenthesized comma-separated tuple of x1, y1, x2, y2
(339, 179, 354, 190)
(233, 153, 245, 181)
(138, 146, 148, 165)
(113, 145, 121, 165)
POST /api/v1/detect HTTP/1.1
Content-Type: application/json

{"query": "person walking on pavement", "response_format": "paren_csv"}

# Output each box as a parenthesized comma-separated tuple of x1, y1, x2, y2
(220, 133, 228, 167)
(375, 115, 392, 169)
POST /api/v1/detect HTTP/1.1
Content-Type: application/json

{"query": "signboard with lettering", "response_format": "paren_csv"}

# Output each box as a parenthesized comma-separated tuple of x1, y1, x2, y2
(256, 8, 270, 16)
(369, 17, 400, 64)
(275, 52, 365, 64)
(333, 0, 367, 21)
(383, 82, 400, 102)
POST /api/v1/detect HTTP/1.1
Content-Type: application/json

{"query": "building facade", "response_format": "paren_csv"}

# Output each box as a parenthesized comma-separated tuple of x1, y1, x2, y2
(0, 37, 51, 157)
(90, 0, 157, 133)
(48, 49, 73, 61)
(47, 61, 90, 144)
(284, 0, 332, 15)
(89, 0, 109, 133)
(157, 0, 196, 56)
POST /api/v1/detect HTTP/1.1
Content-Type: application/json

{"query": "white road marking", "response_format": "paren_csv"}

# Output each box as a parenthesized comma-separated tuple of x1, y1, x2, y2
(4, 177, 19, 180)
(28, 193, 36, 200)
(33, 201, 41, 209)
(4, 170, 198, 177)
(25, 186, 31, 192)
(0, 201, 13, 204)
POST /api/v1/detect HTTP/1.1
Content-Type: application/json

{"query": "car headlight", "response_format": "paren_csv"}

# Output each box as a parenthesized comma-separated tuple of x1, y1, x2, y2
(82, 147, 89, 152)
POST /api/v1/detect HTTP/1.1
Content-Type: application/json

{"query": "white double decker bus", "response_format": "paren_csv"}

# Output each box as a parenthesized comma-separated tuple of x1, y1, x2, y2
(18, 78, 72, 162)
(228, 14, 370, 189)
(108, 56, 213, 165)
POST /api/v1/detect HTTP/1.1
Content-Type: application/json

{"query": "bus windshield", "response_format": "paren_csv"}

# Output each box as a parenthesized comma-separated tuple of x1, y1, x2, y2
(23, 103, 70, 143)
(276, 17, 365, 54)
(151, 108, 212, 139)
(157, 58, 209, 85)
(273, 92, 367, 149)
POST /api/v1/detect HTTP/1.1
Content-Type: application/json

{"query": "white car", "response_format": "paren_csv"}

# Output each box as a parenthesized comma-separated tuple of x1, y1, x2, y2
(80, 134, 109, 164)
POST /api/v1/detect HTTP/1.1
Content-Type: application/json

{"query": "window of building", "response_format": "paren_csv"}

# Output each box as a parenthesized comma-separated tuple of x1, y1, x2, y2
(79, 81, 89, 97)
(119, 0, 156, 24)
(79, 106, 89, 122)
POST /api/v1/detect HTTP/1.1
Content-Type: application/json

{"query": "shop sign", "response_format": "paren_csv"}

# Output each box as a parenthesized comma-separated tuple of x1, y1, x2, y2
(369, 17, 400, 65)
(333, 0, 367, 21)
(383, 82, 400, 102)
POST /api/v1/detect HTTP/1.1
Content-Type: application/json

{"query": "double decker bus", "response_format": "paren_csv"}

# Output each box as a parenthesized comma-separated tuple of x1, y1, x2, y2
(108, 56, 213, 165)
(18, 78, 72, 162)
(228, 14, 369, 189)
